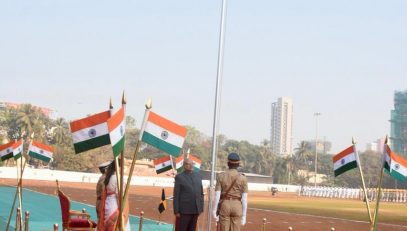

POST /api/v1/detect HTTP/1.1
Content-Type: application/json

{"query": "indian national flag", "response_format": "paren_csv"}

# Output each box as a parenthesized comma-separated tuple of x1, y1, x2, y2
(141, 111, 187, 157)
(189, 154, 201, 172)
(108, 106, 125, 157)
(12, 140, 23, 160)
(153, 155, 172, 174)
(0, 141, 14, 161)
(175, 155, 184, 173)
(70, 111, 111, 154)
(384, 145, 407, 182)
(28, 141, 53, 163)
(333, 145, 358, 177)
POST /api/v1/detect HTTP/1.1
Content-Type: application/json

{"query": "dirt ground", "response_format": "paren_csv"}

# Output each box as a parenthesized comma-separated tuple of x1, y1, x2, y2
(1, 178, 407, 231)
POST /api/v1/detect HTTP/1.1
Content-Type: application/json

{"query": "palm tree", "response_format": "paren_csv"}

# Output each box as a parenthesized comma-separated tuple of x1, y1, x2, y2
(16, 104, 38, 138)
(52, 118, 70, 146)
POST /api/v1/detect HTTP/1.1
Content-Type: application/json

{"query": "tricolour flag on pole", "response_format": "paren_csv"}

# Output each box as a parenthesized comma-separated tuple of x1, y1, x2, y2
(384, 144, 407, 182)
(28, 141, 53, 163)
(175, 155, 184, 173)
(0, 141, 14, 161)
(188, 154, 201, 172)
(12, 140, 23, 160)
(70, 110, 111, 154)
(333, 145, 358, 177)
(141, 111, 187, 157)
(153, 155, 173, 174)
(107, 106, 125, 157)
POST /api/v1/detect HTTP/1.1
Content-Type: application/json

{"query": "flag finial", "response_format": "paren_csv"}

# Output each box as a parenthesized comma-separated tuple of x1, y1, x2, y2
(122, 91, 127, 105)
(385, 135, 388, 144)
(109, 98, 113, 110)
(352, 137, 356, 145)
(145, 98, 152, 109)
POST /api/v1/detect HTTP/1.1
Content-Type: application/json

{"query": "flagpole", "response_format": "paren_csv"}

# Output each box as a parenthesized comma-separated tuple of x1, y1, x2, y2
(6, 136, 32, 231)
(122, 98, 152, 211)
(207, 0, 228, 230)
(109, 99, 122, 231)
(18, 146, 24, 229)
(118, 92, 126, 231)
(352, 138, 372, 224)
(370, 136, 388, 231)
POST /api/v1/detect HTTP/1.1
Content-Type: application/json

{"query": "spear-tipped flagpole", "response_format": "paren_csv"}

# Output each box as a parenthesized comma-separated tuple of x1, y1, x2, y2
(109, 99, 123, 231)
(6, 133, 33, 231)
(370, 136, 388, 231)
(118, 91, 127, 231)
(207, 0, 228, 230)
(352, 137, 372, 224)
(122, 98, 152, 211)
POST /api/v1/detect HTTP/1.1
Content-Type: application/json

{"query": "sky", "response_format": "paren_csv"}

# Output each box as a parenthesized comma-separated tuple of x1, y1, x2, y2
(1, 0, 406, 154)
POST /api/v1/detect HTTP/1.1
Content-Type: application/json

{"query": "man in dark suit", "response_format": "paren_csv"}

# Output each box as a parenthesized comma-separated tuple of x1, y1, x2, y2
(173, 158, 204, 231)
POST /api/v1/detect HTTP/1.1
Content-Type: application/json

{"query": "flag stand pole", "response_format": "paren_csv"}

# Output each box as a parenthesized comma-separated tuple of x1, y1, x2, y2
(122, 99, 152, 213)
(118, 93, 126, 231)
(6, 155, 28, 231)
(110, 99, 123, 231)
(370, 137, 388, 231)
(353, 138, 372, 224)
(370, 165, 384, 231)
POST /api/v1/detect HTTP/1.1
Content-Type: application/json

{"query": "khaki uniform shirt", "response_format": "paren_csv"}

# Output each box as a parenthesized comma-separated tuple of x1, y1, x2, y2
(215, 169, 248, 198)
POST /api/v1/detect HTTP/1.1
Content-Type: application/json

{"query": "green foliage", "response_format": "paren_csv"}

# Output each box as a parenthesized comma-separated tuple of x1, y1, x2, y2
(1, 105, 404, 189)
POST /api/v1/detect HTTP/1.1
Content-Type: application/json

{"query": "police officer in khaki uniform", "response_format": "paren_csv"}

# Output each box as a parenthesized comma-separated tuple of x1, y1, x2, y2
(96, 161, 111, 219)
(212, 153, 248, 231)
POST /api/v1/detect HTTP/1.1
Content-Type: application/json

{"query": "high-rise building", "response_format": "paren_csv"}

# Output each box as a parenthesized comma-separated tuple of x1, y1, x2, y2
(271, 97, 293, 156)
(390, 90, 407, 156)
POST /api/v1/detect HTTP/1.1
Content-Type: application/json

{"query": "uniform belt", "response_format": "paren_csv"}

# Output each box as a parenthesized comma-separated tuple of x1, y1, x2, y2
(223, 196, 241, 201)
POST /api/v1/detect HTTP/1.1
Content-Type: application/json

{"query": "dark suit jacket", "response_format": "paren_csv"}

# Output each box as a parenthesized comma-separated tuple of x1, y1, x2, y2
(173, 171, 204, 215)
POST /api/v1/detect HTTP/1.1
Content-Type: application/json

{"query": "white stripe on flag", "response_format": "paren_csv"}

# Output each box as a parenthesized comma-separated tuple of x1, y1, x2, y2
(145, 122, 184, 148)
(72, 123, 109, 143)
(333, 154, 356, 171)
(110, 120, 125, 145)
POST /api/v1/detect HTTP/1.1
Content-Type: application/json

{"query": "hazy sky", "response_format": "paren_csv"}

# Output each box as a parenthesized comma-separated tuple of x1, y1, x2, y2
(1, 1, 406, 153)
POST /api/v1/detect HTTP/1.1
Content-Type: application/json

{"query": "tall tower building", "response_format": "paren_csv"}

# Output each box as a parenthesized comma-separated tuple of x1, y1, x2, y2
(271, 97, 293, 156)
(390, 90, 407, 156)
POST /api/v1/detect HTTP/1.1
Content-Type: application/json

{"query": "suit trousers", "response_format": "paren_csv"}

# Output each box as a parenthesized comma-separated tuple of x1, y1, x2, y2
(219, 200, 242, 231)
(178, 214, 198, 231)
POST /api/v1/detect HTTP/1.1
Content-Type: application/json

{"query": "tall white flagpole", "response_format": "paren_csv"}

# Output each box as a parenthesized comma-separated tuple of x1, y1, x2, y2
(207, 0, 228, 230)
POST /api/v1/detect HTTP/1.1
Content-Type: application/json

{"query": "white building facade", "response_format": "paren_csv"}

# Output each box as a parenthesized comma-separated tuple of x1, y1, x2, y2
(271, 97, 293, 156)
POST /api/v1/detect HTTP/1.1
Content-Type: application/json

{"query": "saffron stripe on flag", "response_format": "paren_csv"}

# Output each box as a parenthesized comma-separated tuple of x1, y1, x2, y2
(108, 107, 125, 132)
(333, 146, 354, 163)
(32, 141, 54, 153)
(70, 111, 111, 132)
(148, 111, 187, 137)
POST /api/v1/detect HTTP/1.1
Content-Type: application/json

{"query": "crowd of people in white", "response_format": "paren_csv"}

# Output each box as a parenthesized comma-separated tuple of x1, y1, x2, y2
(299, 186, 407, 203)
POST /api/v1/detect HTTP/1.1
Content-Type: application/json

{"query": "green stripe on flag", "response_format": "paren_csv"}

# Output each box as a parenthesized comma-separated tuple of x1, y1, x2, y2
(73, 134, 111, 154)
(1, 153, 13, 161)
(29, 152, 51, 162)
(14, 153, 22, 160)
(112, 136, 125, 157)
(334, 161, 357, 177)
(142, 132, 182, 157)
(156, 165, 172, 174)
(390, 170, 406, 182)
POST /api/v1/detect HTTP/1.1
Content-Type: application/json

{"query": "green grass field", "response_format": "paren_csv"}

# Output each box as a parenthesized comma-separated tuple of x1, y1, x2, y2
(249, 194, 407, 223)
